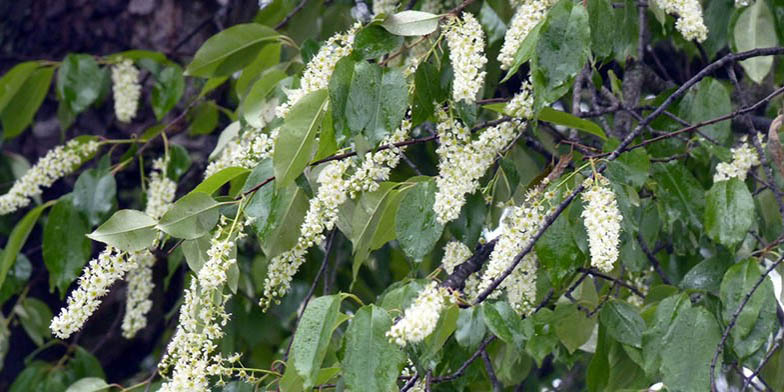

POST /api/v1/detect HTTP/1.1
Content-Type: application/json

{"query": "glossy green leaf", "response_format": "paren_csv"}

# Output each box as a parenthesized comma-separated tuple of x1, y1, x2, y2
(86, 209, 158, 252)
(412, 60, 447, 126)
(189, 101, 220, 135)
(659, 303, 721, 392)
(181, 235, 211, 273)
(535, 207, 584, 288)
(652, 163, 705, 229)
(352, 25, 404, 60)
(553, 303, 595, 353)
(381, 11, 440, 36)
(43, 196, 92, 297)
(455, 307, 486, 350)
(720, 259, 775, 347)
(1, 66, 54, 138)
(241, 68, 286, 128)
(482, 301, 525, 349)
(343, 305, 405, 392)
(236, 43, 282, 97)
(166, 144, 192, 181)
(600, 299, 645, 348)
(538, 107, 606, 140)
(0, 201, 53, 290)
(501, 22, 542, 83)
(588, 0, 614, 58)
(56, 54, 102, 114)
(157, 192, 220, 240)
(347, 183, 400, 280)
(686, 78, 732, 144)
(65, 378, 110, 392)
(15, 297, 52, 346)
(151, 65, 185, 120)
(733, 0, 778, 83)
(186, 23, 281, 77)
(192, 166, 251, 195)
(273, 89, 329, 188)
(395, 180, 443, 261)
(346, 61, 408, 146)
(72, 168, 117, 227)
(291, 295, 342, 389)
(705, 178, 754, 248)
(0, 61, 39, 113)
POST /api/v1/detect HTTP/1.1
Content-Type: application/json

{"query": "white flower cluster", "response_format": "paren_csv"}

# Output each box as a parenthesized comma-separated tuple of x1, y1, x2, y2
(386, 282, 451, 346)
(121, 250, 156, 338)
(197, 216, 248, 291)
(205, 128, 278, 178)
(505, 80, 535, 120)
(655, 0, 708, 42)
(121, 157, 177, 338)
(581, 175, 623, 273)
(400, 359, 426, 391)
(260, 160, 352, 309)
(111, 59, 141, 123)
(259, 120, 411, 309)
(441, 241, 472, 274)
(373, 0, 398, 15)
(713, 138, 760, 182)
(276, 24, 360, 118)
(50, 247, 132, 339)
(476, 187, 551, 315)
(445, 13, 487, 103)
(0, 139, 100, 216)
(498, 0, 556, 70)
(433, 107, 520, 224)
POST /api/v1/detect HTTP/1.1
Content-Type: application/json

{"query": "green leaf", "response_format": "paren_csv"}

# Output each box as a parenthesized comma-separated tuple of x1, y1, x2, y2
(352, 25, 404, 60)
(14, 297, 52, 346)
(291, 295, 342, 389)
(588, 0, 615, 58)
(1, 66, 54, 138)
(651, 163, 705, 229)
(532, 0, 590, 104)
(273, 89, 329, 188)
(236, 43, 282, 97)
(553, 303, 595, 353)
(381, 11, 440, 36)
(605, 142, 650, 188)
(166, 144, 192, 181)
(501, 22, 542, 83)
(681, 255, 733, 293)
(538, 107, 606, 140)
(347, 183, 400, 280)
(346, 61, 408, 146)
(72, 168, 117, 227)
(600, 299, 645, 348)
(328, 57, 356, 139)
(0, 201, 53, 290)
(157, 192, 220, 240)
(395, 180, 444, 261)
(482, 301, 525, 349)
(687, 78, 732, 144)
(535, 207, 584, 288)
(65, 378, 110, 392)
(56, 54, 102, 114)
(240, 68, 287, 128)
(733, 0, 778, 83)
(659, 303, 722, 392)
(412, 60, 447, 126)
(43, 196, 92, 297)
(343, 305, 405, 392)
(455, 307, 486, 350)
(189, 101, 220, 135)
(720, 259, 775, 346)
(192, 166, 251, 195)
(86, 209, 158, 252)
(0, 61, 39, 113)
(255, 180, 308, 259)
(181, 235, 211, 273)
(151, 65, 185, 120)
(186, 23, 281, 77)
(705, 178, 754, 248)
(0, 253, 31, 306)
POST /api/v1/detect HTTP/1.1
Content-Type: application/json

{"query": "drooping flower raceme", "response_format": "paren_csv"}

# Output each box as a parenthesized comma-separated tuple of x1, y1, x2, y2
(50, 247, 132, 339)
(373, 0, 398, 15)
(205, 128, 278, 178)
(445, 13, 487, 103)
(197, 216, 249, 291)
(259, 120, 412, 309)
(442, 241, 472, 274)
(498, 0, 557, 70)
(121, 157, 176, 338)
(276, 24, 360, 118)
(713, 138, 761, 183)
(433, 107, 521, 224)
(581, 175, 623, 273)
(505, 80, 535, 120)
(476, 187, 550, 315)
(386, 282, 452, 346)
(0, 139, 100, 216)
(111, 59, 142, 123)
(655, 0, 708, 42)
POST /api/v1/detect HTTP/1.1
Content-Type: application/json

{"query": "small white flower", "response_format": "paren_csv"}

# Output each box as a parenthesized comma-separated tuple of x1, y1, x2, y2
(386, 282, 451, 346)
(51, 247, 132, 339)
(655, 0, 708, 42)
(373, 0, 398, 16)
(498, 0, 556, 70)
(713, 138, 761, 183)
(121, 250, 156, 338)
(205, 127, 278, 178)
(0, 139, 100, 215)
(442, 241, 472, 274)
(581, 175, 623, 273)
(505, 80, 535, 120)
(111, 59, 141, 123)
(445, 13, 487, 103)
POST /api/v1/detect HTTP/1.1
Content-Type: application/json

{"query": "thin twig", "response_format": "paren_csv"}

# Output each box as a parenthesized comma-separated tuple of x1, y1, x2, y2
(577, 267, 645, 298)
(637, 232, 671, 284)
(481, 349, 502, 392)
(433, 336, 495, 382)
(276, 0, 309, 30)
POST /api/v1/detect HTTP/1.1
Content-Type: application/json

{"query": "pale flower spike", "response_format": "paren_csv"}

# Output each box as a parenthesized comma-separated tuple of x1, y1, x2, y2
(581, 175, 623, 273)
(111, 59, 142, 123)
(654, 0, 708, 42)
(445, 13, 487, 103)
(386, 282, 452, 347)
(51, 247, 132, 339)
(713, 136, 762, 183)
(0, 139, 100, 216)
(498, 0, 557, 70)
